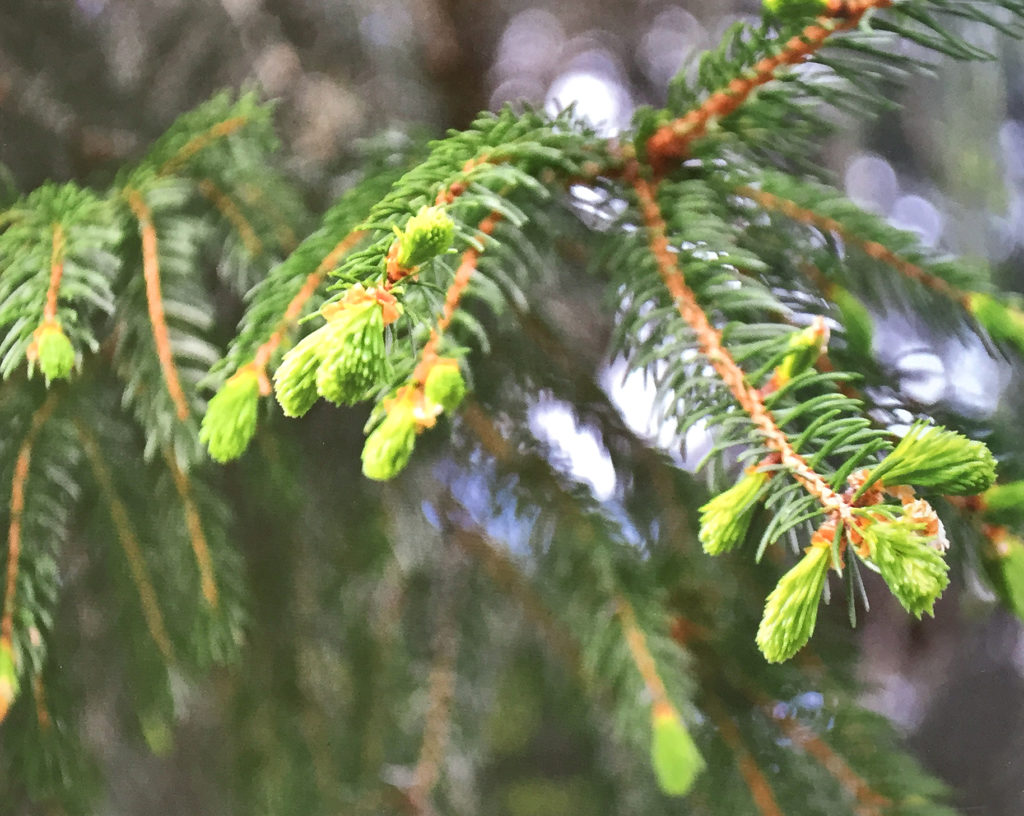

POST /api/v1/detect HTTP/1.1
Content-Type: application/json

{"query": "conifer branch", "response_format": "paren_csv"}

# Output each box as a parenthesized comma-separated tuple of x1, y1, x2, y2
(615, 595, 674, 713)
(198, 178, 263, 257)
(737, 183, 968, 304)
(5, 9, 1024, 807)
(420, 211, 501, 352)
(162, 449, 219, 608)
(646, 1, 893, 170)
(42, 224, 64, 326)
(633, 177, 856, 527)
(395, 210, 500, 437)
(769, 710, 891, 816)
(25, 223, 68, 373)
(0, 392, 58, 722)
(249, 229, 366, 380)
(126, 189, 191, 422)
(157, 115, 252, 178)
(76, 422, 175, 663)
(705, 696, 784, 816)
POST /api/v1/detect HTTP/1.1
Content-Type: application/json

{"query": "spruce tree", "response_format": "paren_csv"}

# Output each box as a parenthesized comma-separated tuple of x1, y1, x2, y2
(2, 1, 1024, 813)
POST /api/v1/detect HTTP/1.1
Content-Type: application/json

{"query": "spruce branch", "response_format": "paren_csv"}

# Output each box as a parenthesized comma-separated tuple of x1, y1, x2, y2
(736, 181, 972, 304)
(361, 211, 497, 480)
(250, 229, 368, 378)
(4, 4, 1024, 808)
(769, 709, 892, 815)
(161, 449, 219, 609)
(157, 114, 254, 178)
(125, 188, 192, 423)
(0, 183, 119, 382)
(705, 695, 784, 816)
(633, 177, 855, 527)
(732, 173, 1024, 356)
(0, 392, 58, 723)
(616, 596, 704, 796)
(75, 421, 175, 663)
(197, 178, 264, 258)
(645, 1, 893, 172)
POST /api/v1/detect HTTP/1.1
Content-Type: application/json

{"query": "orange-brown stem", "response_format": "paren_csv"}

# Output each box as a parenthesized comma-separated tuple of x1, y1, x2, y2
(706, 697, 784, 816)
(158, 115, 250, 177)
(634, 178, 856, 529)
(1, 394, 59, 665)
(77, 422, 175, 662)
(250, 229, 366, 383)
(163, 450, 219, 609)
(645, 1, 892, 173)
(413, 211, 502, 384)
(616, 595, 672, 711)
(772, 711, 891, 815)
(198, 178, 263, 256)
(43, 223, 66, 325)
(127, 190, 191, 422)
(741, 186, 968, 305)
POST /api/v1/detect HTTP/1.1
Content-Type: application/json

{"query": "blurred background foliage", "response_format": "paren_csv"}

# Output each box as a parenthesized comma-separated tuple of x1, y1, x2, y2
(3, 0, 1024, 814)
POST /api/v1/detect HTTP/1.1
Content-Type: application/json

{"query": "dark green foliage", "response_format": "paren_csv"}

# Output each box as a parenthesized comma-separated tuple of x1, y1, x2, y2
(4, 4, 1024, 814)
(0, 183, 118, 379)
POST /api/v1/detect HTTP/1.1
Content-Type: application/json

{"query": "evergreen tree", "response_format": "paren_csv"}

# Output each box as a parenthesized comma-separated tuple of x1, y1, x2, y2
(2, 1, 1024, 813)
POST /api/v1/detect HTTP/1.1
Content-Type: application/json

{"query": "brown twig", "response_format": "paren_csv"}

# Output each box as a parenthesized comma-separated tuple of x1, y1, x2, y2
(645, 1, 893, 173)
(616, 595, 674, 715)
(158, 115, 251, 177)
(76, 421, 175, 662)
(43, 223, 66, 325)
(127, 189, 192, 422)
(1, 393, 59, 687)
(411, 211, 502, 387)
(771, 710, 891, 815)
(163, 449, 219, 609)
(633, 177, 856, 529)
(706, 696, 784, 816)
(198, 178, 263, 257)
(739, 185, 969, 306)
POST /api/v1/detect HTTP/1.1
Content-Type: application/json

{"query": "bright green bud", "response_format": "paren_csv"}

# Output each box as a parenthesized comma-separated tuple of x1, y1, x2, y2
(0, 641, 18, 721)
(980, 532, 1024, 622)
(763, 0, 828, 17)
(864, 422, 996, 496)
(394, 205, 455, 268)
(362, 397, 418, 481)
(698, 469, 769, 555)
(830, 285, 873, 359)
(773, 317, 829, 388)
(423, 359, 466, 415)
(650, 704, 705, 796)
(274, 331, 325, 417)
(980, 481, 1024, 523)
(140, 709, 174, 756)
(315, 302, 386, 406)
(864, 518, 949, 618)
(34, 323, 75, 382)
(200, 368, 261, 463)
(968, 292, 1024, 357)
(756, 544, 830, 663)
